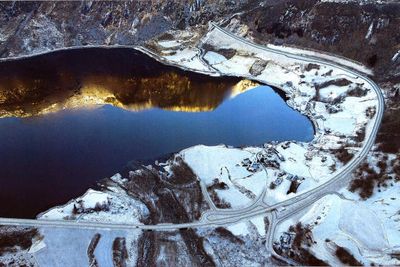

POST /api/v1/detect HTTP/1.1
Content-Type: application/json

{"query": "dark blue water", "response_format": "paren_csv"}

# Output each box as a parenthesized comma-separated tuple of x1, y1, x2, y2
(0, 85, 313, 218)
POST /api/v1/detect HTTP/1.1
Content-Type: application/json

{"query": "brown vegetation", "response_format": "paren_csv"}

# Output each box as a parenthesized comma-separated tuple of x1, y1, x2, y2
(335, 245, 363, 266)
(202, 43, 237, 60)
(207, 179, 232, 209)
(354, 127, 366, 143)
(349, 163, 379, 199)
(347, 86, 368, 97)
(290, 223, 314, 248)
(289, 223, 327, 266)
(304, 63, 320, 72)
(312, 78, 352, 103)
(287, 180, 300, 194)
(349, 157, 397, 199)
(72, 200, 110, 216)
(179, 228, 215, 266)
(120, 157, 207, 224)
(0, 226, 40, 255)
(87, 233, 101, 267)
(168, 157, 198, 185)
(112, 237, 128, 267)
(277, 223, 328, 266)
(109, 157, 215, 266)
(315, 78, 352, 90)
(377, 107, 400, 153)
(136, 229, 215, 267)
(136, 231, 157, 267)
(365, 106, 376, 119)
(331, 146, 354, 164)
(293, 249, 328, 266)
(242, 1, 400, 83)
(207, 189, 232, 209)
(214, 227, 244, 245)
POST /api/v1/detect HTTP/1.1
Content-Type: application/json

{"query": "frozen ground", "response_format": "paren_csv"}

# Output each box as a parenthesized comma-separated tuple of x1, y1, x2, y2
(142, 24, 380, 209)
(38, 186, 149, 224)
(273, 149, 400, 265)
(33, 227, 140, 267)
(274, 182, 400, 265)
(40, 21, 380, 231)
(4, 22, 387, 266)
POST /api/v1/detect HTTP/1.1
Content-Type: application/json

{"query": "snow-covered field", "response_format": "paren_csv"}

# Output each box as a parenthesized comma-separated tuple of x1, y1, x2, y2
(19, 22, 387, 266)
(37, 22, 381, 220)
(274, 185, 400, 265)
(141, 24, 380, 209)
(33, 227, 141, 267)
(38, 185, 149, 224)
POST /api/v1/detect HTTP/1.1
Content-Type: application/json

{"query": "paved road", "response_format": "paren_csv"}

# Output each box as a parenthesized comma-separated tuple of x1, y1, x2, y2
(201, 24, 384, 262)
(201, 23, 384, 214)
(0, 22, 385, 262)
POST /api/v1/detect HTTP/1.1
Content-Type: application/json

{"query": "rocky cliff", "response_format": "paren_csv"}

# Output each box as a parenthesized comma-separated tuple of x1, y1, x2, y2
(1, 1, 399, 83)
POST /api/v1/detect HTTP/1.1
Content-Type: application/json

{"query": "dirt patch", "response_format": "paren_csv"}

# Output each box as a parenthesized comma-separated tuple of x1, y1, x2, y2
(202, 43, 237, 60)
(216, 48, 236, 60)
(304, 63, 320, 72)
(249, 59, 268, 76)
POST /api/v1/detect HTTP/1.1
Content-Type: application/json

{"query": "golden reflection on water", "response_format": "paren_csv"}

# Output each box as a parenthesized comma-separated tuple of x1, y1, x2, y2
(0, 71, 258, 118)
(0, 48, 260, 118)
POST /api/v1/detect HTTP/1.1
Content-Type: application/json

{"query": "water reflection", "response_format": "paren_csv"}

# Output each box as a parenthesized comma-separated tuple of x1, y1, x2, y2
(0, 48, 257, 117)
(0, 48, 314, 218)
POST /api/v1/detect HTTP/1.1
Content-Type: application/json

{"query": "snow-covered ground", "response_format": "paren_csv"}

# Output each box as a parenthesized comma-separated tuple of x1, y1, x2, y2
(38, 184, 149, 224)
(32, 227, 141, 267)
(140, 24, 379, 209)
(273, 148, 400, 265)
(197, 214, 272, 266)
(38, 22, 381, 219)
(30, 22, 387, 266)
(274, 183, 400, 265)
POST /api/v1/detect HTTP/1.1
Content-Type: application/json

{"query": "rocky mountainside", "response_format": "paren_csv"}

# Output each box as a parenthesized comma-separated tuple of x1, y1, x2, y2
(0, 1, 239, 56)
(1, 1, 399, 82)
(238, 1, 400, 82)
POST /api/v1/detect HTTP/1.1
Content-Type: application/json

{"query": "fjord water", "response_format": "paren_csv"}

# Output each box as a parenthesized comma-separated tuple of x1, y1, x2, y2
(0, 48, 313, 218)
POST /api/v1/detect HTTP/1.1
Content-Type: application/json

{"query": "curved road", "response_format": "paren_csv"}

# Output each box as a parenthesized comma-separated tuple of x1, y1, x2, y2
(0, 22, 385, 262)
